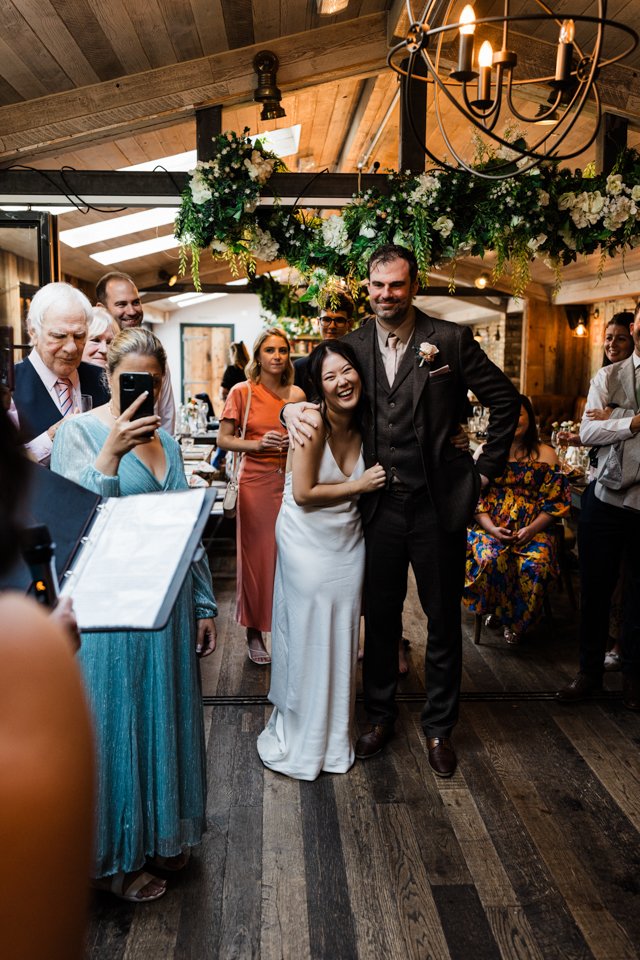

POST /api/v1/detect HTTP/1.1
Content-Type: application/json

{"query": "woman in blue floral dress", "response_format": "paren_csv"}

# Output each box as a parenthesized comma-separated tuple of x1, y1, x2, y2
(464, 395, 570, 645)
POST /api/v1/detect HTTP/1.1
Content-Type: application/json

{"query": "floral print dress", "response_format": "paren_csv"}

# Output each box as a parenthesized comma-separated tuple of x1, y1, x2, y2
(463, 457, 570, 635)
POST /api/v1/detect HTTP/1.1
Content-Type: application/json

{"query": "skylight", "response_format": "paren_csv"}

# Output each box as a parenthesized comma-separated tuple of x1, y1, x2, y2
(119, 124, 302, 172)
(90, 234, 181, 265)
(60, 208, 179, 248)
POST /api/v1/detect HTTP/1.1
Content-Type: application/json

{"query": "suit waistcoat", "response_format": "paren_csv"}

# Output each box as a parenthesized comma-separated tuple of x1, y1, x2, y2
(374, 336, 424, 491)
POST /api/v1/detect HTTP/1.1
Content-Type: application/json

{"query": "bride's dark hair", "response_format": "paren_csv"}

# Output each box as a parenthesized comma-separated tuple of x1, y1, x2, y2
(307, 340, 366, 436)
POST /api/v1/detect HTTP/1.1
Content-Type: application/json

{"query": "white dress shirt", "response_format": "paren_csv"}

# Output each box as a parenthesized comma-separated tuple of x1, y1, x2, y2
(579, 353, 640, 447)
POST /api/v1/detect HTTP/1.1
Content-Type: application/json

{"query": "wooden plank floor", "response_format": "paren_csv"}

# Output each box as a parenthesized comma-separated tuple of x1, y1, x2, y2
(86, 535, 640, 960)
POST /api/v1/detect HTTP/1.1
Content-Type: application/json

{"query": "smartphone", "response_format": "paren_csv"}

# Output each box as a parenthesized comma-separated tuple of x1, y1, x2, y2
(119, 371, 155, 432)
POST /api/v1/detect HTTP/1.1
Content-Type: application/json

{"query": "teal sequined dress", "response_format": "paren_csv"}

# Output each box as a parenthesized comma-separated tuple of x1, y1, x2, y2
(52, 414, 217, 879)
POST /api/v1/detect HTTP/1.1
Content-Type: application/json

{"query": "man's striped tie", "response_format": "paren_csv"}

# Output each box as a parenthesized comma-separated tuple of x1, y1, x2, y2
(55, 378, 73, 417)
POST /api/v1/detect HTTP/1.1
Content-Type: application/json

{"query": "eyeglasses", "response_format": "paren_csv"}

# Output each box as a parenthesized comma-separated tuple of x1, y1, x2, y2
(319, 317, 349, 327)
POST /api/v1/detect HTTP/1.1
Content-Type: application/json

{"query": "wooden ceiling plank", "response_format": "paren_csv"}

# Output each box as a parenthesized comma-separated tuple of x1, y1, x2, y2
(13, 0, 102, 90)
(0, 13, 389, 161)
(280, 0, 309, 38)
(85, 0, 152, 74)
(251, 0, 281, 44)
(220, 0, 255, 51)
(0, 76, 22, 108)
(156, 0, 204, 62)
(47, 0, 127, 82)
(1, 0, 86, 90)
(0, 36, 50, 100)
(126, 0, 179, 69)
(189, 0, 229, 55)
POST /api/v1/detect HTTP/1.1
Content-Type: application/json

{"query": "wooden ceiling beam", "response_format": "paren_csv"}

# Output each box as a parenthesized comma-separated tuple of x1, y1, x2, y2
(0, 13, 388, 164)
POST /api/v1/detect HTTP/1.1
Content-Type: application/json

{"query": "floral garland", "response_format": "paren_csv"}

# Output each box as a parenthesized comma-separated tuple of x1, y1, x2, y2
(174, 128, 640, 300)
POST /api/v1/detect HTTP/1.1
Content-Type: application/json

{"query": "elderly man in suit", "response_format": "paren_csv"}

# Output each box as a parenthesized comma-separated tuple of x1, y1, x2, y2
(95, 271, 175, 432)
(13, 282, 109, 465)
(557, 303, 640, 711)
(285, 245, 520, 777)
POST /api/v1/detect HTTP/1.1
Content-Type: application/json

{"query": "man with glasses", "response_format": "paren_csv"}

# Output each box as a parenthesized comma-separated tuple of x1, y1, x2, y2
(293, 295, 354, 395)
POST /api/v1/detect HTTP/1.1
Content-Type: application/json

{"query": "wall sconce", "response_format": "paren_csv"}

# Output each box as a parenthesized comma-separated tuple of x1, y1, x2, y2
(573, 319, 588, 337)
(566, 305, 589, 338)
(593, 307, 600, 319)
(253, 51, 286, 121)
(158, 269, 178, 287)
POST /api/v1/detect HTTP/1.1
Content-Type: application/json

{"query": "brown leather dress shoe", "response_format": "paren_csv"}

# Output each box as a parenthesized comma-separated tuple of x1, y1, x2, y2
(555, 673, 603, 703)
(427, 737, 457, 778)
(355, 723, 394, 759)
(623, 675, 640, 711)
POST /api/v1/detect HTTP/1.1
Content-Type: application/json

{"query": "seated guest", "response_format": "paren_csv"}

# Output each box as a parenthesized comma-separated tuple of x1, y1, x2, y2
(82, 307, 119, 368)
(464, 395, 570, 645)
(95, 272, 175, 432)
(293, 295, 355, 393)
(51, 327, 218, 903)
(13, 282, 110, 465)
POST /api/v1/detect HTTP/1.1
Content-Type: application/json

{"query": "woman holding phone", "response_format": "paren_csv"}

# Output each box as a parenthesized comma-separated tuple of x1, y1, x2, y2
(51, 328, 218, 903)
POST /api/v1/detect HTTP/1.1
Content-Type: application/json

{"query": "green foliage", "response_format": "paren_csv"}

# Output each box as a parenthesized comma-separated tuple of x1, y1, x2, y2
(175, 128, 640, 301)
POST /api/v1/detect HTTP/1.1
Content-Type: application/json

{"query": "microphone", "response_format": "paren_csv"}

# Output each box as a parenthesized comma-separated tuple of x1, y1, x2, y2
(20, 524, 60, 608)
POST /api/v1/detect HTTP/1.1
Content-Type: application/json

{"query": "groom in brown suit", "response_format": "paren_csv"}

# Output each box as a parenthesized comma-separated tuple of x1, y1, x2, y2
(287, 245, 519, 776)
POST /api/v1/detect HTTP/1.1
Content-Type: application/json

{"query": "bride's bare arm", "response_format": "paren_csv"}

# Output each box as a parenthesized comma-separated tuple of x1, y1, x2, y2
(291, 413, 386, 507)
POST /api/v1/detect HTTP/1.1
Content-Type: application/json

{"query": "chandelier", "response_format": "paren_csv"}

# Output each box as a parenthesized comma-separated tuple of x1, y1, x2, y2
(388, 1, 638, 179)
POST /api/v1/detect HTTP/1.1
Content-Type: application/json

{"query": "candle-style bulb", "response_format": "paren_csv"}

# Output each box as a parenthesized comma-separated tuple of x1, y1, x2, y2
(451, 3, 477, 81)
(478, 40, 493, 68)
(559, 19, 575, 44)
(459, 5, 475, 35)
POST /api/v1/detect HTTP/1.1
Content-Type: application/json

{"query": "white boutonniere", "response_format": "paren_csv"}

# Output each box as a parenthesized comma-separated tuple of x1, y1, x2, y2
(414, 341, 439, 366)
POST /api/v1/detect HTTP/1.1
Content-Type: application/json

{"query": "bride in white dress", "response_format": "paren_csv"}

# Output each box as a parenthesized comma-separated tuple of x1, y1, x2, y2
(257, 340, 386, 780)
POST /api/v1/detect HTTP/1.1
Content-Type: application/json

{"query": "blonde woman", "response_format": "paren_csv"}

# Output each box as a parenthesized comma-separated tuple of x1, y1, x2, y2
(51, 328, 217, 903)
(218, 328, 305, 664)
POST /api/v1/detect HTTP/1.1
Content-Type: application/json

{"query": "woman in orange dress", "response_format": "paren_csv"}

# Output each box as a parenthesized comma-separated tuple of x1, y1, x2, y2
(218, 328, 305, 664)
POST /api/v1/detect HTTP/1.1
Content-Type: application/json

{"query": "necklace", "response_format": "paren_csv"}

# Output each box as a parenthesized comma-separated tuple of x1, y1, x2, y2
(108, 402, 119, 420)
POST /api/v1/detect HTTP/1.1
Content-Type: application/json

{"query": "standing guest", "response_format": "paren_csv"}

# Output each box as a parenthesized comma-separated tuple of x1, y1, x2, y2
(284, 245, 520, 777)
(51, 327, 217, 903)
(95, 271, 175, 433)
(13, 282, 110, 465)
(220, 341, 250, 400)
(463, 396, 570, 645)
(557, 304, 640, 710)
(82, 307, 119, 368)
(293, 295, 355, 393)
(258, 341, 385, 779)
(211, 341, 250, 478)
(217, 328, 305, 665)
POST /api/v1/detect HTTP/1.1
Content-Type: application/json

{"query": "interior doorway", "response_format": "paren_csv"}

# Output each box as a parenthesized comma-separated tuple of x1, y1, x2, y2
(181, 323, 234, 416)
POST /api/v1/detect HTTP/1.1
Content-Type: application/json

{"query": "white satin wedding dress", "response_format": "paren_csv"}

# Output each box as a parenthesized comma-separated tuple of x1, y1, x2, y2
(257, 441, 365, 780)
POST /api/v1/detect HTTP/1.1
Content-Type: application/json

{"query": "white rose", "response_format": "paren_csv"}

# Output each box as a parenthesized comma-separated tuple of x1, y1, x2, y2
(558, 192, 576, 211)
(359, 225, 377, 239)
(606, 173, 624, 196)
(434, 216, 454, 238)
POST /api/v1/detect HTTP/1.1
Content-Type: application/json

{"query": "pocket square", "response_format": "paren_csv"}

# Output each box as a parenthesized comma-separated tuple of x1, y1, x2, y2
(429, 364, 451, 378)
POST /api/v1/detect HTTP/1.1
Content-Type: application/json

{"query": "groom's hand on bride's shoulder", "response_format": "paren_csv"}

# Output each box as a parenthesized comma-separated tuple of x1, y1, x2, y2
(281, 401, 321, 448)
